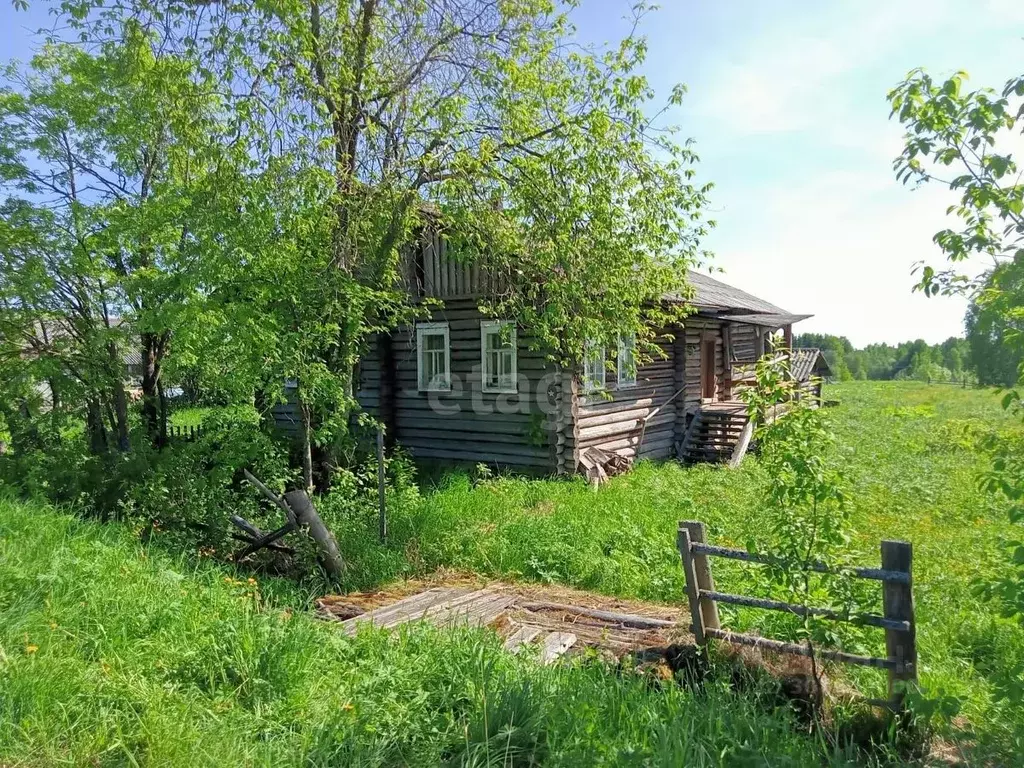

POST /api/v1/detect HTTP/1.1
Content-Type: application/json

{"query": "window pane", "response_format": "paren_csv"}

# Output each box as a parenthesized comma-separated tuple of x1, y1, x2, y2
(618, 334, 637, 386)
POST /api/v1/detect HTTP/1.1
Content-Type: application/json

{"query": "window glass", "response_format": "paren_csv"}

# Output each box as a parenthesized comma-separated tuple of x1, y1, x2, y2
(481, 321, 517, 392)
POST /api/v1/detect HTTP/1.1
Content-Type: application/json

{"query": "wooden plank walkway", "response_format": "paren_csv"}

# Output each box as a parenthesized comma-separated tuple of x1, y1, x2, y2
(341, 588, 515, 634)
(335, 588, 622, 661)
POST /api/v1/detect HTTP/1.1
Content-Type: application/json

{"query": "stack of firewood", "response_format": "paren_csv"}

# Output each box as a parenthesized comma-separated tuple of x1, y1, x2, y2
(577, 447, 632, 486)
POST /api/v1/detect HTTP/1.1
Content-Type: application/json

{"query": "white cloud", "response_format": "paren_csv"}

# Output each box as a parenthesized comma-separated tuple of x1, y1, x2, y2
(707, 171, 976, 346)
(691, 1, 957, 139)
(676, 0, 1024, 345)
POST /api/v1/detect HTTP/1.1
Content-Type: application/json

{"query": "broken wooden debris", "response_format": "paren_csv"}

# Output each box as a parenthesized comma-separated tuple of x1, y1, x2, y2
(540, 632, 578, 664)
(577, 446, 632, 486)
(503, 624, 543, 652)
(520, 601, 680, 630)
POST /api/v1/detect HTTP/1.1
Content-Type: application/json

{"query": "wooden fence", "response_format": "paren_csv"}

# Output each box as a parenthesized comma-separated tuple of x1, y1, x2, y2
(167, 424, 204, 441)
(677, 520, 917, 706)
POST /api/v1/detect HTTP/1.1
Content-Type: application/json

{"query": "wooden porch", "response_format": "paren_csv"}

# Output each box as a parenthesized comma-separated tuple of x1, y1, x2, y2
(677, 401, 753, 467)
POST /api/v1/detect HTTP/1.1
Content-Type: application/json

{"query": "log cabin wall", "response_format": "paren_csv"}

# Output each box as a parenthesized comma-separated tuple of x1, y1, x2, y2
(572, 330, 679, 462)
(359, 299, 559, 471)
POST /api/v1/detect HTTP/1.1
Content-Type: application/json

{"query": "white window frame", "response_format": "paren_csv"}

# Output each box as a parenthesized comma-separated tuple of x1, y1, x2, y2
(583, 340, 605, 393)
(617, 333, 637, 388)
(480, 320, 518, 394)
(416, 322, 451, 392)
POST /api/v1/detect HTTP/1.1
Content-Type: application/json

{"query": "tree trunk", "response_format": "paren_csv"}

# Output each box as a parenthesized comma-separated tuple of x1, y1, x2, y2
(85, 398, 108, 454)
(140, 331, 162, 445)
(106, 341, 131, 451)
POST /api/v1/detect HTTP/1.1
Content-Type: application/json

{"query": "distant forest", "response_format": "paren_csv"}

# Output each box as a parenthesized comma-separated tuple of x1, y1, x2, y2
(794, 333, 975, 384)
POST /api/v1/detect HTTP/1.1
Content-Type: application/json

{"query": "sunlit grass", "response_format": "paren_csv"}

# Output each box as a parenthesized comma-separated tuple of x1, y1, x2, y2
(0, 496, 864, 766)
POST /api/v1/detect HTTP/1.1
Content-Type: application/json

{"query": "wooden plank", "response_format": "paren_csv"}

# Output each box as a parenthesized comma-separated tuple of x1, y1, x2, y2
(882, 540, 917, 704)
(503, 624, 543, 652)
(540, 632, 577, 664)
(678, 526, 706, 645)
(520, 602, 680, 629)
(423, 234, 436, 296)
(705, 628, 897, 670)
(728, 419, 754, 468)
(341, 588, 465, 634)
(690, 542, 912, 584)
(701, 590, 911, 631)
(403, 588, 500, 627)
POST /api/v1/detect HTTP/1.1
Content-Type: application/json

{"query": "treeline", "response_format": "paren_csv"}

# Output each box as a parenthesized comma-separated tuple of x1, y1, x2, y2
(794, 333, 974, 383)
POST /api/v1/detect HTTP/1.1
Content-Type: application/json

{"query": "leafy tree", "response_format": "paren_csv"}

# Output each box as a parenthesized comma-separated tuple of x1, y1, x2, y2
(741, 355, 859, 710)
(890, 66, 1024, 699)
(966, 266, 1024, 386)
(52, 0, 713, 489)
(0, 24, 237, 448)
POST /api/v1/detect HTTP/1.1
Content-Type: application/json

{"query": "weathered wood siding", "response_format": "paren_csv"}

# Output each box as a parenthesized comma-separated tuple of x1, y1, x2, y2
(398, 230, 506, 300)
(572, 330, 679, 462)
(364, 299, 559, 470)
(730, 322, 761, 362)
(724, 321, 763, 398)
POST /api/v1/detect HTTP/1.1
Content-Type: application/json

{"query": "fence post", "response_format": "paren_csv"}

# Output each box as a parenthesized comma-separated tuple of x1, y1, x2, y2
(678, 525, 705, 644)
(678, 521, 721, 643)
(376, 425, 387, 543)
(881, 540, 917, 705)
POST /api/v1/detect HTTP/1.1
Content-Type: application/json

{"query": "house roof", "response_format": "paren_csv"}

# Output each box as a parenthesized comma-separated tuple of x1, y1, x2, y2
(667, 271, 811, 326)
(719, 312, 814, 327)
(790, 347, 832, 381)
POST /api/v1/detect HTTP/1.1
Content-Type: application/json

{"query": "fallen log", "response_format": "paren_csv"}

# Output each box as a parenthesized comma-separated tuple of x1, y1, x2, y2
(284, 489, 345, 579)
(520, 601, 680, 630)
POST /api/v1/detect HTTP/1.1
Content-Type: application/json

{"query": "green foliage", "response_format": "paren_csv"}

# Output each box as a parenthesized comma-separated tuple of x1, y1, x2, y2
(0, 495, 871, 767)
(740, 357, 869, 676)
(966, 265, 1024, 387)
(889, 68, 1024, 298)
(1, 0, 714, 488)
(0, 383, 1021, 761)
(794, 332, 974, 384)
(890, 66, 1024, 704)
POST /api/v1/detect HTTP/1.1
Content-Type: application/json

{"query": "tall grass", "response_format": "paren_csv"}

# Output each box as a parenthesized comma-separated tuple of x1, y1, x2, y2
(2, 381, 1021, 763)
(0, 495, 872, 766)
(325, 382, 1023, 760)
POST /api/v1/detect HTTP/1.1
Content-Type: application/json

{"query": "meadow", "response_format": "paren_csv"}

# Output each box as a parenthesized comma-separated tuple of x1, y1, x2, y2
(1, 381, 1022, 764)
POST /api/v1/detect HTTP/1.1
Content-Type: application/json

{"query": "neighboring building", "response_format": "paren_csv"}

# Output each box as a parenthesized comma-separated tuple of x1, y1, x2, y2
(278, 232, 825, 475)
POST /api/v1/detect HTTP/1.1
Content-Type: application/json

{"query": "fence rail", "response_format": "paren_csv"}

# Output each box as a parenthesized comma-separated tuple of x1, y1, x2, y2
(677, 520, 917, 705)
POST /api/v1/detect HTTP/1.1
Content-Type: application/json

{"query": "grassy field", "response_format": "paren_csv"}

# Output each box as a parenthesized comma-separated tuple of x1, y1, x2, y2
(376, 381, 1022, 759)
(1, 495, 882, 766)
(1, 381, 1022, 764)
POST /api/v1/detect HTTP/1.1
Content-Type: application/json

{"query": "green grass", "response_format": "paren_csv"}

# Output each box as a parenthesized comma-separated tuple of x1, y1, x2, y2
(2, 381, 1022, 764)
(0, 496, 875, 767)
(375, 381, 1021, 759)
(168, 406, 218, 429)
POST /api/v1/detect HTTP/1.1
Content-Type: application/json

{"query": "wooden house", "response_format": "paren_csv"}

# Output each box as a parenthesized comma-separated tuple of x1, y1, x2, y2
(278, 233, 823, 475)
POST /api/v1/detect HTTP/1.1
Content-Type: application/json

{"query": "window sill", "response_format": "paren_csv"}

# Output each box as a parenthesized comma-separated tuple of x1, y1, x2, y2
(482, 387, 519, 395)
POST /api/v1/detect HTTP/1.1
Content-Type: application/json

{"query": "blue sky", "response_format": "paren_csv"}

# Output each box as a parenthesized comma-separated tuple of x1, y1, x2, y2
(573, 1, 1024, 345)
(2, 1, 1022, 345)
